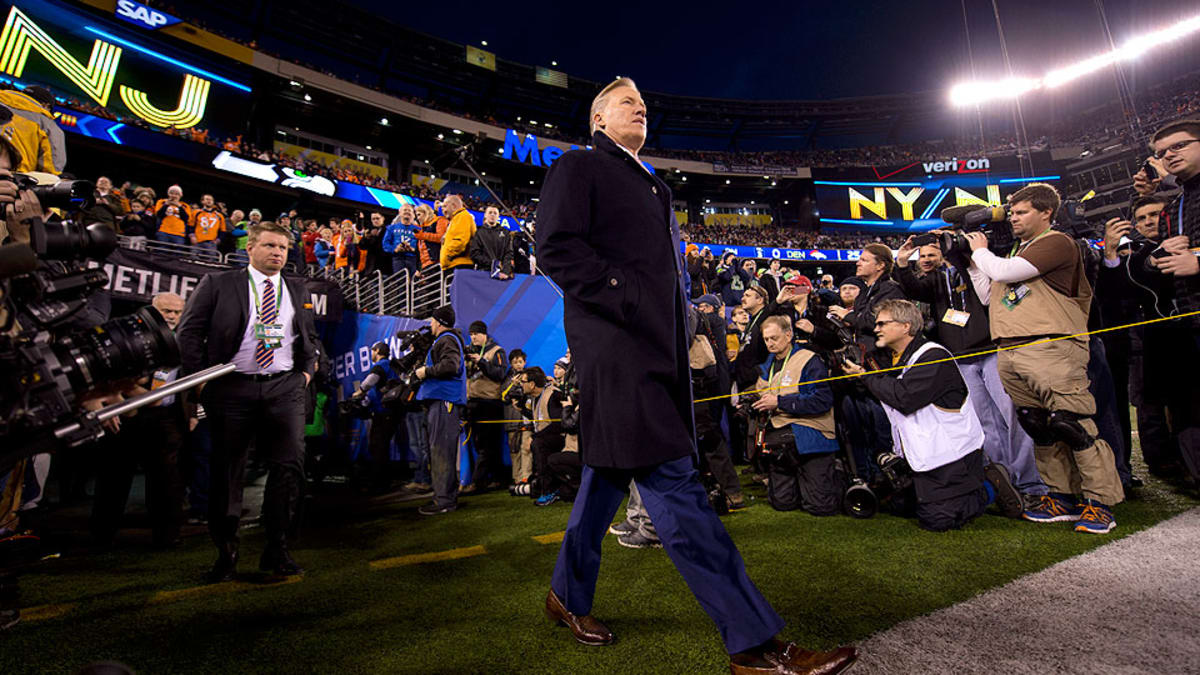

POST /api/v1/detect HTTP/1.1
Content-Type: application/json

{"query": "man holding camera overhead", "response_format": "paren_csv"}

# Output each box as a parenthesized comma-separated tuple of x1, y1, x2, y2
(964, 183, 1124, 534)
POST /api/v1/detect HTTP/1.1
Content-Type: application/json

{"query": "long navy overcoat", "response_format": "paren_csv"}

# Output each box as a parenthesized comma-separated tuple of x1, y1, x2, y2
(535, 131, 697, 469)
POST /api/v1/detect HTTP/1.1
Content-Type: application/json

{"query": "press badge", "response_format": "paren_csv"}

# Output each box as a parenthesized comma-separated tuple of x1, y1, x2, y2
(941, 309, 970, 326)
(255, 322, 285, 348)
(1001, 284, 1030, 310)
(781, 375, 794, 386)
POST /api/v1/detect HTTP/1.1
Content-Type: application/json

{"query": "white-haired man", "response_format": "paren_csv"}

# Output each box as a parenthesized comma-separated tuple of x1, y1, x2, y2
(536, 77, 855, 675)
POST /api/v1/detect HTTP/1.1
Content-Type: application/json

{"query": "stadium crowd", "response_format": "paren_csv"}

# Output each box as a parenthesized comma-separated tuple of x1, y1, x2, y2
(2, 45, 1200, 648)
(4, 108, 1198, 569)
(682, 222, 905, 250)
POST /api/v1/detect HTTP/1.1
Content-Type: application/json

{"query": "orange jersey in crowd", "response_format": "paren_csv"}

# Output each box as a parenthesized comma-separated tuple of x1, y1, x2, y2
(155, 199, 193, 237)
(190, 209, 227, 242)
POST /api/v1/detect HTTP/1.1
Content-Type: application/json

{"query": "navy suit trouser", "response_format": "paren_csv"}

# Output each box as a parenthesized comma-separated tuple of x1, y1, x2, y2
(550, 455, 784, 654)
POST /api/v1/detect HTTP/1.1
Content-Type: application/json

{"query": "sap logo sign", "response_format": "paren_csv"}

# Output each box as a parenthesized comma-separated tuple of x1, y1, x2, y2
(115, 0, 181, 30)
(502, 129, 654, 173)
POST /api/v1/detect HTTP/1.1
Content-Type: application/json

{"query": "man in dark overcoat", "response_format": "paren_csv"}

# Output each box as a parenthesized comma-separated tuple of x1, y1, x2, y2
(535, 77, 855, 675)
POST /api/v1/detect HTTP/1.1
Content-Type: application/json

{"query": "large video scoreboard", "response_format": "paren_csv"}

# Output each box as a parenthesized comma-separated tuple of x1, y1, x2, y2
(812, 153, 1062, 233)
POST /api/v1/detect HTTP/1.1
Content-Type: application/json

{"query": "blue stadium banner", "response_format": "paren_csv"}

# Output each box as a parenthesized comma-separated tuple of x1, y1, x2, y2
(684, 241, 864, 262)
(325, 311, 428, 462)
(449, 270, 567, 372)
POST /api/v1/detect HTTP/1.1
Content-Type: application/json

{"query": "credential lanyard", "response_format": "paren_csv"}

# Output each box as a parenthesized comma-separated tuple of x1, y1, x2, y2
(768, 347, 796, 385)
(250, 276, 282, 319)
(943, 267, 966, 311)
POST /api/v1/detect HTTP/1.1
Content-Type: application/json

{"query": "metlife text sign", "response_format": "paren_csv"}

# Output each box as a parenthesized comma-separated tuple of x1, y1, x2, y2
(501, 129, 654, 173)
(114, 0, 181, 30)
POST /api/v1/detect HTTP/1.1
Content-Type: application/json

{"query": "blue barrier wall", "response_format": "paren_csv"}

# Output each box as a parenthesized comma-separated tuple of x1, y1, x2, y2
(449, 270, 567, 372)
(324, 271, 567, 485)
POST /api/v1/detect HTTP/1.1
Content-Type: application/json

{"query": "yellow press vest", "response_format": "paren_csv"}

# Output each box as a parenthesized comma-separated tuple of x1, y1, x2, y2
(466, 344, 504, 399)
(989, 230, 1091, 342)
(534, 385, 560, 433)
(754, 347, 836, 438)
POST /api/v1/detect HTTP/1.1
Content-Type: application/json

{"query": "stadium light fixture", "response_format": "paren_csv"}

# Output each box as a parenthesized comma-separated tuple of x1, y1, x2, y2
(682, 176, 687, 181)
(380, 117, 389, 125)
(303, 93, 311, 102)
(725, 179, 730, 184)
(481, 41, 488, 46)
(452, 129, 463, 134)
(950, 13, 1200, 105)
(365, 145, 372, 150)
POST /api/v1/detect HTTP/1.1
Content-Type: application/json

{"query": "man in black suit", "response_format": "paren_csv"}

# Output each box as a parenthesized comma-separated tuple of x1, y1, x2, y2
(176, 221, 317, 582)
(535, 77, 855, 675)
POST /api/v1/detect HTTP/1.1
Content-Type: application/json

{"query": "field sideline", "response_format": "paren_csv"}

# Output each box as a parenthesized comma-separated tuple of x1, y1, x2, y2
(4, 460, 1196, 674)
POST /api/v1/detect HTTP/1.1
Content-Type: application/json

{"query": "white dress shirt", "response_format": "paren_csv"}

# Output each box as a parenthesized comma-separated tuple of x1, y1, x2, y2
(232, 265, 297, 374)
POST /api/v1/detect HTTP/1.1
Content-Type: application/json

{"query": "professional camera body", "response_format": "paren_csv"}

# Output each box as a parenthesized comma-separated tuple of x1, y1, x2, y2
(1, 180, 180, 464)
(916, 204, 1016, 260)
(378, 326, 435, 412)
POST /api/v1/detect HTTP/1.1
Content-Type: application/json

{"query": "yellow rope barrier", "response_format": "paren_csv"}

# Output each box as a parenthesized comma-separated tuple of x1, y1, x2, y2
(470, 310, 1200, 422)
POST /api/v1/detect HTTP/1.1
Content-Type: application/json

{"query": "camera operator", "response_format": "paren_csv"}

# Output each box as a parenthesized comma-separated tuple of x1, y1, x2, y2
(749, 316, 841, 515)
(828, 245, 903, 481)
(412, 305, 467, 515)
(827, 244, 905, 337)
(502, 349, 533, 485)
(351, 341, 402, 494)
(964, 183, 1124, 533)
(1142, 119, 1200, 483)
(894, 229, 1045, 502)
(842, 300, 1022, 530)
(1101, 196, 1189, 477)
(517, 366, 566, 504)
(463, 320, 509, 493)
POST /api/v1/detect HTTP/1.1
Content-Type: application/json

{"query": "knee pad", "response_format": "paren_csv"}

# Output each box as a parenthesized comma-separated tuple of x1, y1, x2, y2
(1048, 410, 1096, 452)
(1016, 407, 1055, 446)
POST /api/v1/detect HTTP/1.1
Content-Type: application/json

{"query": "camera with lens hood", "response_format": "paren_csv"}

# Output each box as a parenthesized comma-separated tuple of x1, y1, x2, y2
(0, 179, 180, 465)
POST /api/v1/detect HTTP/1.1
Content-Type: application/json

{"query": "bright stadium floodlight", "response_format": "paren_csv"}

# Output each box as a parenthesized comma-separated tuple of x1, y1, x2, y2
(949, 77, 1038, 107)
(950, 13, 1200, 105)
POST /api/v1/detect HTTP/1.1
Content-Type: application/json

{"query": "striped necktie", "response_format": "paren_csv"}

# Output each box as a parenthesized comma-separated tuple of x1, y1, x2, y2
(255, 278, 277, 369)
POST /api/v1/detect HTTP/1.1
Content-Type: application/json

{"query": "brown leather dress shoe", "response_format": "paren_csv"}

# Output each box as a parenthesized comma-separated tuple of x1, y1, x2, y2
(730, 640, 856, 675)
(544, 589, 615, 646)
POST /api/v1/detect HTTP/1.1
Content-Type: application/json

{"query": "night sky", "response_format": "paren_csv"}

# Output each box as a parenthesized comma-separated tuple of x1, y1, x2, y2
(355, 0, 1200, 101)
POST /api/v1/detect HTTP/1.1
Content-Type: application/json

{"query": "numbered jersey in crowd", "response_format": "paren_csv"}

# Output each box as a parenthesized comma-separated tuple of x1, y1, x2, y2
(190, 209, 226, 242)
(155, 199, 193, 237)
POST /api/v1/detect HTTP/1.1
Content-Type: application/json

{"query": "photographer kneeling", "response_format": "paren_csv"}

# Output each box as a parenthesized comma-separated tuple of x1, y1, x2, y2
(749, 316, 840, 515)
(843, 300, 1021, 531)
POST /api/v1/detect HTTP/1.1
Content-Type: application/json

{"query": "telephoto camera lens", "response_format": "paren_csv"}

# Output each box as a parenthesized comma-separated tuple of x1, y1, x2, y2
(842, 479, 878, 519)
(45, 306, 180, 394)
(30, 221, 118, 261)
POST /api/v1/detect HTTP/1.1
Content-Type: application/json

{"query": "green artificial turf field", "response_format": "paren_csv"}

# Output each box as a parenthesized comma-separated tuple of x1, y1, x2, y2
(4, 462, 1196, 674)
